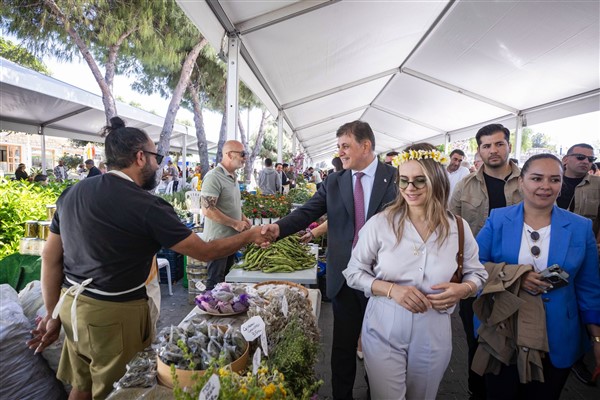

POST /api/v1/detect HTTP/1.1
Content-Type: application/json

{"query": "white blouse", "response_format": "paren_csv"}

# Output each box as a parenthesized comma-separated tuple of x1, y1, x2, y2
(344, 212, 488, 311)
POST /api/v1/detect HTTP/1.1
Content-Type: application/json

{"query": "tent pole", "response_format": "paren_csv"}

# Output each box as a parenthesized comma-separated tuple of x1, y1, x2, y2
(515, 114, 524, 164)
(277, 111, 283, 163)
(444, 133, 450, 152)
(292, 134, 297, 155)
(226, 35, 240, 141)
(40, 126, 47, 173)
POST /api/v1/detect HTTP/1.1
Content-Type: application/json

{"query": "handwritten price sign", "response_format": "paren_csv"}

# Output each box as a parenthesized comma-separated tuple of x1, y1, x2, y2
(198, 374, 220, 400)
(241, 316, 266, 341)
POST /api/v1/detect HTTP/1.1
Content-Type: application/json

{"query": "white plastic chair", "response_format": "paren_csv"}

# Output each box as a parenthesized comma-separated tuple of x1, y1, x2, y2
(185, 191, 204, 225)
(157, 258, 173, 296)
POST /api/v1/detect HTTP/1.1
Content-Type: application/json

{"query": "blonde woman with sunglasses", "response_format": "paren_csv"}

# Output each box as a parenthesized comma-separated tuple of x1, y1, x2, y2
(344, 142, 488, 399)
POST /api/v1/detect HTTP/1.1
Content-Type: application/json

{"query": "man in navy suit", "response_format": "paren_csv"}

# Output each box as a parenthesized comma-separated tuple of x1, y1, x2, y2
(262, 120, 398, 399)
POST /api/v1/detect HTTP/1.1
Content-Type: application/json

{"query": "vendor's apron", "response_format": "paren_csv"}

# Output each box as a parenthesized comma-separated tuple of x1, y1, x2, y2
(52, 277, 146, 342)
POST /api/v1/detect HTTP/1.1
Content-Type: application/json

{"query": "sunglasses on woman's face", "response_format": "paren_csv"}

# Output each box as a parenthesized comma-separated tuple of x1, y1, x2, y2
(569, 153, 596, 163)
(399, 177, 427, 190)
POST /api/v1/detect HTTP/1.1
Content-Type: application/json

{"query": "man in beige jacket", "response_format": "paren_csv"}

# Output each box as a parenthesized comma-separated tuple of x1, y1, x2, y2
(450, 123, 522, 399)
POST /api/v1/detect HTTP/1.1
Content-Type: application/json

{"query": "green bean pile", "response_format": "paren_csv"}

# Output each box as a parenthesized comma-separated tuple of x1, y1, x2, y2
(238, 236, 315, 273)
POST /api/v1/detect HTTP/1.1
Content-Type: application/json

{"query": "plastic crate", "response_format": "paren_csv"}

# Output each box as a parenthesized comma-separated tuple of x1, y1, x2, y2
(157, 249, 184, 282)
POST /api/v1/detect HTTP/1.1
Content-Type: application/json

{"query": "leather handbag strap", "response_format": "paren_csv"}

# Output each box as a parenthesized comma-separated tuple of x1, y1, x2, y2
(451, 214, 465, 283)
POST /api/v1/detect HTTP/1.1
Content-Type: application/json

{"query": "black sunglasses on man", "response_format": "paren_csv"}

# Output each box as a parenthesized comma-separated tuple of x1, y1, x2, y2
(568, 153, 596, 163)
(143, 150, 164, 164)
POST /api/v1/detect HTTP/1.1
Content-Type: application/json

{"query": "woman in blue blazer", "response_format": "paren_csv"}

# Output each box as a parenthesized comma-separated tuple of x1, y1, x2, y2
(476, 154, 600, 399)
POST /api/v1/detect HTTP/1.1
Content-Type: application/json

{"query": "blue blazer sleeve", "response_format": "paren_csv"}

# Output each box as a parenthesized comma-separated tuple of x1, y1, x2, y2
(475, 212, 495, 264)
(574, 218, 600, 325)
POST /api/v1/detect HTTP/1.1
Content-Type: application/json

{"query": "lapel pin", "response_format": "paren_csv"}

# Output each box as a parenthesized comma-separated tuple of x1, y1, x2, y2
(384, 179, 387, 183)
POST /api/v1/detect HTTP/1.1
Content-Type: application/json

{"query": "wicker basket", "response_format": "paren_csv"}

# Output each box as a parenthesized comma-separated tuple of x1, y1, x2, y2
(156, 326, 249, 389)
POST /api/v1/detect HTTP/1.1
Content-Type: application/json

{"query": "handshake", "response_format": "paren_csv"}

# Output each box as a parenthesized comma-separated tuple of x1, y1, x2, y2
(246, 223, 281, 247)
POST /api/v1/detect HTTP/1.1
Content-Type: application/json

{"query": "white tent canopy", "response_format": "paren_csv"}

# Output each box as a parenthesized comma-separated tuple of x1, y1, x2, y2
(0, 58, 216, 156)
(177, 0, 599, 163)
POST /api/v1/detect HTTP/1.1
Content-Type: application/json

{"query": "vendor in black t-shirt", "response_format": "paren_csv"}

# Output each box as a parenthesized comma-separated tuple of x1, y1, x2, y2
(27, 117, 275, 400)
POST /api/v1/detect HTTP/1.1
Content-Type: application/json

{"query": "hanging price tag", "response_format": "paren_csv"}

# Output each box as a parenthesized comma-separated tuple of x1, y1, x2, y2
(195, 281, 206, 292)
(260, 331, 269, 357)
(198, 374, 220, 400)
(252, 347, 262, 375)
(281, 294, 288, 317)
(241, 316, 265, 341)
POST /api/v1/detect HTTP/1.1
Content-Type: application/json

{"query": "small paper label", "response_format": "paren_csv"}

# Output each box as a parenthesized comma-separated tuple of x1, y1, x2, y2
(252, 347, 261, 375)
(195, 281, 206, 291)
(260, 331, 269, 357)
(241, 316, 265, 341)
(198, 374, 220, 400)
(281, 294, 288, 317)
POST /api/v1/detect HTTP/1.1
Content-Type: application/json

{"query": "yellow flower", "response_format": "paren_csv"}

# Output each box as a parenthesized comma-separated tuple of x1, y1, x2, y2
(264, 383, 277, 397)
(392, 149, 448, 166)
(218, 367, 230, 377)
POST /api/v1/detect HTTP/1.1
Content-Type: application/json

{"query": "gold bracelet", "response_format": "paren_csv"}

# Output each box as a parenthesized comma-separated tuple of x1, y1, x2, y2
(461, 282, 474, 299)
(386, 283, 395, 299)
(592, 336, 600, 343)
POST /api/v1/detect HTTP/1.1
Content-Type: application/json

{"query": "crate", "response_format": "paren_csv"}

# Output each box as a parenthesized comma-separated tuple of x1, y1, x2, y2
(157, 249, 184, 282)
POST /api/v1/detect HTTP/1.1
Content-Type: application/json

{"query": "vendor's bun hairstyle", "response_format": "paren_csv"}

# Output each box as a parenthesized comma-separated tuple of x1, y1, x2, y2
(100, 116, 150, 169)
(386, 142, 451, 245)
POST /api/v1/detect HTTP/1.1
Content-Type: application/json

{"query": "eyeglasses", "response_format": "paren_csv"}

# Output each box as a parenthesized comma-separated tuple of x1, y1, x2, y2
(228, 150, 248, 158)
(399, 177, 427, 190)
(529, 230, 541, 258)
(568, 153, 596, 163)
(143, 150, 164, 164)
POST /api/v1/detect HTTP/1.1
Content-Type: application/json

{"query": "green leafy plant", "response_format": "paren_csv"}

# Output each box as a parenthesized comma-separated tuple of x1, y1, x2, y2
(286, 187, 313, 205)
(0, 178, 74, 259)
(241, 192, 291, 219)
(267, 316, 323, 398)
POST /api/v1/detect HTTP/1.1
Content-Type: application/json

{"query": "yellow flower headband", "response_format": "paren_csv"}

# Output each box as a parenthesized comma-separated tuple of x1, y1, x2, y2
(392, 149, 449, 167)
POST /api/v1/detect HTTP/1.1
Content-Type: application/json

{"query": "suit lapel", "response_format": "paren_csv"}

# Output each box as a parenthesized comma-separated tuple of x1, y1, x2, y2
(367, 162, 392, 219)
(548, 206, 570, 268)
(339, 170, 354, 219)
(502, 203, 524, 264)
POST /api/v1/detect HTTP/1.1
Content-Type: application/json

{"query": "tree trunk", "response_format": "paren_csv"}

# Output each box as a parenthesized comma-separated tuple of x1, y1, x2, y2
(215, 104, 227, 165)
(189, 83, 210, 177)
(156, 37, 207, 165)
(238, 114, 250, 183)
(244, 108, 268, 185)
(43, 0, 117, 124)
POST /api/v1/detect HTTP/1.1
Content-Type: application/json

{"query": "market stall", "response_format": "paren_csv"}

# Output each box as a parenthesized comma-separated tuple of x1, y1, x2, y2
(106, 282, 322, 400)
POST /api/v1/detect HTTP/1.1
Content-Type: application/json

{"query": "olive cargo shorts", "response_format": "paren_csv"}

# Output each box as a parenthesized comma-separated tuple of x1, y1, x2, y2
(56, 290, 151, 399)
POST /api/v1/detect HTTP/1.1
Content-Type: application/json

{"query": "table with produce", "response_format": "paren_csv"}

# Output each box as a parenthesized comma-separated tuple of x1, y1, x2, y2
(225, 236, 318, 284)
(106, 281, 322, 400)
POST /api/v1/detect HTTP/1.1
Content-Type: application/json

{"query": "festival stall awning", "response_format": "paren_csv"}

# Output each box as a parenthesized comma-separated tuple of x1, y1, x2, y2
(0, 57, 216, 155)
(177, 0, 599, 163)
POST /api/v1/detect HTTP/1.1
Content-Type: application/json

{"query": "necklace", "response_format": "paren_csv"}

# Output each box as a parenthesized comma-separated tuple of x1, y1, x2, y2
(409, 220, 430, 256)
(412, 241, 427, 256)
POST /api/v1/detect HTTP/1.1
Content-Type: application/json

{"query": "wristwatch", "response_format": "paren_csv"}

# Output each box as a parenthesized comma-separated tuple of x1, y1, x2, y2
(592, 336, 600, 343)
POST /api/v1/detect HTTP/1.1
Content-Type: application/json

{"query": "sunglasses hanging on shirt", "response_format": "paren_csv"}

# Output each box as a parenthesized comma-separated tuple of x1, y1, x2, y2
(528, 230, 541, 258)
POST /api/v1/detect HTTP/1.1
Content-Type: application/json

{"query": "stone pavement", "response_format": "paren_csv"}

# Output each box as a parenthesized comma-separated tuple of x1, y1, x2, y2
(157, 281, 598, 399)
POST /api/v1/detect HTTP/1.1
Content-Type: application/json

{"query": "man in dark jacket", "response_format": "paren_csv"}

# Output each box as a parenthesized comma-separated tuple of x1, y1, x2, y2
(85, 159, 101, 177)
(262, 120, 398, 399)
